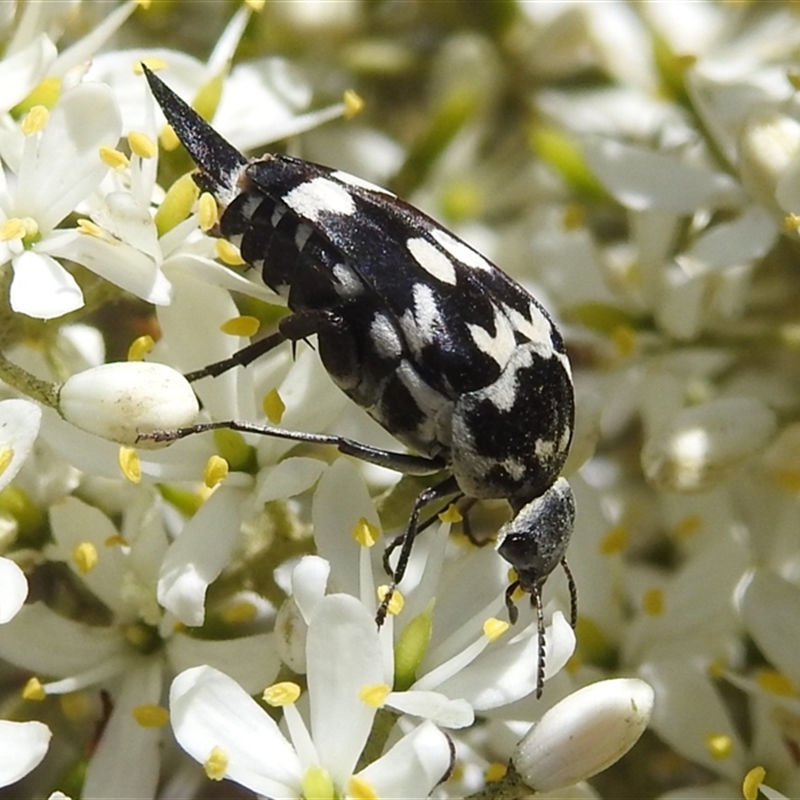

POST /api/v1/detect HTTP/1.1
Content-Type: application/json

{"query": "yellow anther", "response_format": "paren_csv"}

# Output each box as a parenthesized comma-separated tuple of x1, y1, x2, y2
(262, 681, 301, 706)
(377, 585, 404, 615)
(672, 514, 702, 541)
(21, 105, 49, 136)
(160, 124, 180, 152)
(99, 146, 130, 170)
(22, 677, 46, 701)
(485, 762, 508, 782)
(199, 192, 219, 231)
(221, 601, 258, 625)
(72, 542, 98, 574)
(133, 704, 169, 727)
(203, 455, 229, 488)
(705, 733, 733, 760)
(220, 315, 260, 337)
(215, 239, 245, 265)
(483, 617, 509, 642)
(119, 446, 142, 484)
(60, 691, 93, 721)
(105, 534, 128, 547)
(204, 746, 228, 781)
(438, 503, 462, 523)
(0, 219, 26, 241)
(135, 58, 166, 75)
(599, 524, 628, 555)
(77, 219, 105, 238)
(127, 335, 155, 361)
(742, 766, 766, 800)
(755, 669, 796, 696)
(352, 516, 379, 547)
(343, 89, 364, 119)
(263, 388, 286, 424)
(347, 776, 378, 800)
(358, 683, 390, 707)
(0, 447, 14, 478)
(128, 130, 158, 159)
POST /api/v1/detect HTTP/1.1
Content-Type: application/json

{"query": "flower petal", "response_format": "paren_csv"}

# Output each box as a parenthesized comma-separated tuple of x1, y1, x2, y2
(0, 720, 51, 789)
(0, 558, 28, 624)
(10, 251, 83, 319)
(170, 665, 301, 796)
(0, 398, 41, 493)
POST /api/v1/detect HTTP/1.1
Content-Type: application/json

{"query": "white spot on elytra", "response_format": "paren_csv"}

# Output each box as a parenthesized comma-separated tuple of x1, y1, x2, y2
(478, 346, 535, 413)
(505, 303, 554, 359)
(407, 237, 457, 285)
(370, 313, 403, 359)
(535, 438, 556, 459)
(401, 283, 444, 351)
(467, 306, 516, 366)
(431, 228, 493, 272)
(283, 177, 356, 221)
(332, 263, 363, 297)
(396, 359, 448, 422)
(332, 170, 395, 196)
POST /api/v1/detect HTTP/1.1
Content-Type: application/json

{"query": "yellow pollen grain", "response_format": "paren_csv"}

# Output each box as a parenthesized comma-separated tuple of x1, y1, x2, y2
(599, 525, 628, 555)
(262, 388, 286, 424)
(0, 447, 14, 478)
(483, 617, 509, 642)
(359, 683, 390, 707)
(133, 704, 169, 727)
(756, 669, 796, 696)
(204, 455, 229, 488)
(204, 746, 228, 781)
(439, 503, 462, 523)
(199, 192, 219, 231)
(127, 335, 155, 361)
(611, 325, 637, 358)
(99, 145, 130, 170)
(303, 767, 334, 800)
(348, 776, 378, 800)
(77, 218, 105, 238)
(135, 59, 166, 75)
(215, 239, 245, 265)
(784, 213, 800, 232)
(352, 516, 379, 547)
(159, 124, 180, 152)
(246, 0, 265, 10)
(0, 218, 25, 241)
(221, 600, 258, 625)
(72, 541, 98, 574)
(642, 588, 664, 616)
(23, 677, 46, 701)
(672, 514, 702, 541)
(705, 733, 732, 760)
(485, 762, 508, 783)
(220, 315, 260, 337)
(21, 105, 49, 135)
(128, 130, 158, 159)
(262, 681, 301, 707)
(105, 534, 128, 547)
(742, 766, 766, 800)
(343, 89, 364, 119)
(378, 585, 404, 615)
(119, 446, 142, 484)
(59, 691, 93, 721)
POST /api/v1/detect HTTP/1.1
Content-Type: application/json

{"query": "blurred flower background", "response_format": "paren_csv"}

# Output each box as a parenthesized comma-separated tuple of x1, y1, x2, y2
(0, 1, 799, 799)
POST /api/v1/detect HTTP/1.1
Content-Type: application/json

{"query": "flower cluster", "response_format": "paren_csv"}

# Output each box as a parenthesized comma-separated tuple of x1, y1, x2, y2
(0, 3, 797, 800)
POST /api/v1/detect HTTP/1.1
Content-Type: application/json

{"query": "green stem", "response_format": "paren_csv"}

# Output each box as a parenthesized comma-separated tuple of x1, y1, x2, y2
(0, 350, 59, 408)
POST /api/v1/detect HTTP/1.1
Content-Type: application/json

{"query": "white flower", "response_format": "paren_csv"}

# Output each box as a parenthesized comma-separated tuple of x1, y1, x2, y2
(0, 493, 278, 800)
(171, 593, 454, 799)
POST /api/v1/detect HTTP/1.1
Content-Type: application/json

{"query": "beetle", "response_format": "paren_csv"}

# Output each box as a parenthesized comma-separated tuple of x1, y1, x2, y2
(141, 64, 576, 696)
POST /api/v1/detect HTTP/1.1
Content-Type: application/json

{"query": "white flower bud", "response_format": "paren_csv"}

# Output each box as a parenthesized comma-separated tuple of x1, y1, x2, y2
(641, 397, 776, 493)
(58, 362, 198, 447)
(513, 678, 654, 793)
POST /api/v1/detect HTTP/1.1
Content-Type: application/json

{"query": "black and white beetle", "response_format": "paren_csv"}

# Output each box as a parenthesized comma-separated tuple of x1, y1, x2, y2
(141, 65, 576, 696)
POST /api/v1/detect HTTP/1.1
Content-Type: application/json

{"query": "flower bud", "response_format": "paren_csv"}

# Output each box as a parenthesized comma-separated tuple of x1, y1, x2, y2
(58, 362, 198, 447)
(513, 678, 654, 793)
